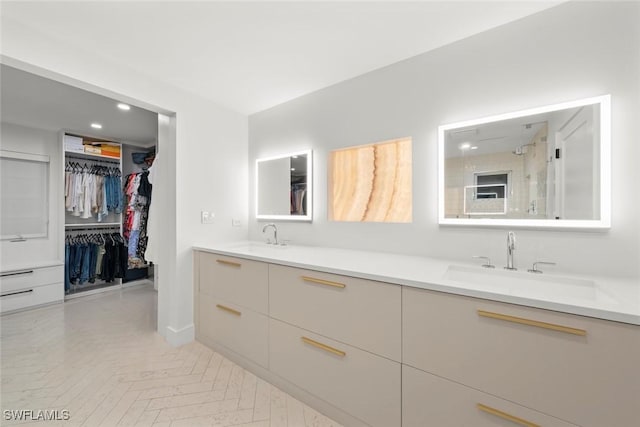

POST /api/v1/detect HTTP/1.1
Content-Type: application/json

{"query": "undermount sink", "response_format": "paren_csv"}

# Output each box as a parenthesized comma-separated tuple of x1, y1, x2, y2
(443, 265, 604, 301)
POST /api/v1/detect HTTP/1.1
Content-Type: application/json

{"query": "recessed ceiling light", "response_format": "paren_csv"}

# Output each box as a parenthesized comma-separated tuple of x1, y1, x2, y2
(291, 168, 296, 171)
(117, 103, 130, 111)
(459, 142, 471, 150)
(470, 146, 478, 150)
(91, 123, 102, 129)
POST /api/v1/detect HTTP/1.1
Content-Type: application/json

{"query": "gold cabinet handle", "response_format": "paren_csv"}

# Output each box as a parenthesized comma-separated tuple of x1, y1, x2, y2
(301, 336, 346, 357)
(216, 304, 241, 316)
(301, 276, 346, 289)
(216, 259, 241, 267)
(477, 403, 540, 427)
(478, 309, 587, 336)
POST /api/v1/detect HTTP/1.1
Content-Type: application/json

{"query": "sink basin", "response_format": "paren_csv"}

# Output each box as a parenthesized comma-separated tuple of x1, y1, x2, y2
(443, 265, 603, 301)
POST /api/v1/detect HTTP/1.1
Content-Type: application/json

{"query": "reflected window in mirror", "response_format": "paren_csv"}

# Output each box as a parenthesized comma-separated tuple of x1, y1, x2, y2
(439, 95, 610, 229)
(256, 150, 312, 221)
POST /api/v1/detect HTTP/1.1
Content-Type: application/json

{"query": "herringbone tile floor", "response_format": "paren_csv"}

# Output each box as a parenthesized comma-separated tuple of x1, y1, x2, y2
(0, 284, 341, 427)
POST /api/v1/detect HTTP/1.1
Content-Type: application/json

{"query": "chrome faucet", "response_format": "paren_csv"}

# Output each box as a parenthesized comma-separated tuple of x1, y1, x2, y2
(262, 223, 278, 245)
(505, 231, 517, 270)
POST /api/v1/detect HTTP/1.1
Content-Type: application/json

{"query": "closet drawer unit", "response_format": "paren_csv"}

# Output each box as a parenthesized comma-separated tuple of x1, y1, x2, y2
(198, 293, 268, 368)
(0, 282, 63, 313)
(0, 265, 63, 294)
(403, 287, 640, 427)
(269, 264, 401, 361)
(197, 252, 268, 314)
(269, 318, 401, 427)
(403, 365, 578, 427)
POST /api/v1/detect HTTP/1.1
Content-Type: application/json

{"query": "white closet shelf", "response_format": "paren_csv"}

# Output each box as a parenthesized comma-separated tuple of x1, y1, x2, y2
(64, 150, 120, 162)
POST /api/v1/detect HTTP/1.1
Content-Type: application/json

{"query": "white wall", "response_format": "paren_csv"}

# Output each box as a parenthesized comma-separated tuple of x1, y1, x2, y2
(1, 18, 249, 345)
(249, 1, 640, 279)
(0, 123, 62, 269)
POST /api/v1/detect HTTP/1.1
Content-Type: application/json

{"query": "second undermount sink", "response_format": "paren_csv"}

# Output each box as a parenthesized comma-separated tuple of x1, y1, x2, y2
(443, 265, 604, 301)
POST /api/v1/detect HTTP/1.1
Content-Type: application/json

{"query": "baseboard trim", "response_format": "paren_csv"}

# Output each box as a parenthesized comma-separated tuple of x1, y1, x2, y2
(166, 323, 195, 347)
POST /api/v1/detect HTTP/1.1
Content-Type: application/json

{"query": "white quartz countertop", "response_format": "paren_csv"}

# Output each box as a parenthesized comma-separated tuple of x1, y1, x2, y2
(194, 242, 640, 326)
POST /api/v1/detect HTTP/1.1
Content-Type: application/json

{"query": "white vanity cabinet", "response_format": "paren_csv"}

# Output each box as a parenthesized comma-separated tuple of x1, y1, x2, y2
(194, 248, 639, 427)
(403, 365, 579, 427)
(0, 264, 64, 313)
(195, 252, 269, 367)
(403, 287, 640, 427)
(270, 318, 401, 427)
(268, 264, 401, 361)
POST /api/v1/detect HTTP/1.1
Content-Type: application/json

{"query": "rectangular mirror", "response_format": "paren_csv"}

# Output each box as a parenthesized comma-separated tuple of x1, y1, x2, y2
(439, 95, 610, 229)
(256, 150, 312, 221)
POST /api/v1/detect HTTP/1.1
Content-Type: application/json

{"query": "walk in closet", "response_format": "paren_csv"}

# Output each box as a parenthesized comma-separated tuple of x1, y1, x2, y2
(63, 134, 155, 298)
(1, 64, 159, 314)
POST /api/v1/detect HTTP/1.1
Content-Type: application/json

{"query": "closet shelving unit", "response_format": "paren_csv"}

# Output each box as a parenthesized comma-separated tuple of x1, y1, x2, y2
(63, 134, 126, 299)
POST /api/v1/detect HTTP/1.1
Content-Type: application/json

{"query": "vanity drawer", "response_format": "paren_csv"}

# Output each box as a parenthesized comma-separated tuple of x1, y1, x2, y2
(269, 264, 401, 361)
(0, 282, 63, 313)
(0, 265, 63, 294)
(269, 318, 401, 427)
(197, 252, 268, 314)
(403, 365, 578, 427)
(403, 287, 640, 427)
(198, 293, 268, 368)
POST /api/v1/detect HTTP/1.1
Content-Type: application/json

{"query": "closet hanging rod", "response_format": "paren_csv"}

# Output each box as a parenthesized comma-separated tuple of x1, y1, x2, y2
(65, 155, 120, 165)
(65, 226, 121, 232)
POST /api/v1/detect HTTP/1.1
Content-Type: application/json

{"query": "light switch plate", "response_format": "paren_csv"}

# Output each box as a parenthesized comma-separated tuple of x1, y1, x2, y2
(232, 219, 241, 227)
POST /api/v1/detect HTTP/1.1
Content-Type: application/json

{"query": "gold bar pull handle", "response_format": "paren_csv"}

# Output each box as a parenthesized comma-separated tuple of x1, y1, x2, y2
(216, 304, 241, 316)
(216, 259, 241, 268)
(301, 336, 346, 357)
(477, 403, 540, 427)
(477, 310, 587, 336)
(301, 276, 346, 289)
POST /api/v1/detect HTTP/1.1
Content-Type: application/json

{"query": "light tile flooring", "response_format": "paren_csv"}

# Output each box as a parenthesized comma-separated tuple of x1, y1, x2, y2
(0, 285, 341, 427)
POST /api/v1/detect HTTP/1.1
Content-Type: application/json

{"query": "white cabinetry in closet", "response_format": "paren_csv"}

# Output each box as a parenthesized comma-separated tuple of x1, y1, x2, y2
(0, 124, 64, 314)
(0, 265, 63, 313)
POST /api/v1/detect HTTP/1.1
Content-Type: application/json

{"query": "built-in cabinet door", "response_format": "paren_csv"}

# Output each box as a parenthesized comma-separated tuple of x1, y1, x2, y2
(403, 287, 640, 427)
(269, 318, 401, 427)
(197, 252, 268, 314)
(198, 293, 269, 368)
(269, 264, 401, 361)
(403, 365, 579, 427)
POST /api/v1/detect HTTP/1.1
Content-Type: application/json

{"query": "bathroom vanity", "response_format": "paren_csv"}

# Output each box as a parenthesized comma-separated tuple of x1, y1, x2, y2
(193, 243, 639, 427)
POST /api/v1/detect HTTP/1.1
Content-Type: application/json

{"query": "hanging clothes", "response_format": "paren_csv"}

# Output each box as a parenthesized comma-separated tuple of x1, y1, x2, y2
(122, 171, 152, 268)
(64, 231, 127, 292)
(64, 161, 122, 220)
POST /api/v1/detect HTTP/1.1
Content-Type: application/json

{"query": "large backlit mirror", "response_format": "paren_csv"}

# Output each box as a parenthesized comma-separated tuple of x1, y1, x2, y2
(439, 95, 610, 229)
(256, 150, 312, 221)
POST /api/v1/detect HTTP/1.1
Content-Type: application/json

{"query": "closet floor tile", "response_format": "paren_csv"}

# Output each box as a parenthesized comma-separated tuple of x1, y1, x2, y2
(1, 284, 341, 427)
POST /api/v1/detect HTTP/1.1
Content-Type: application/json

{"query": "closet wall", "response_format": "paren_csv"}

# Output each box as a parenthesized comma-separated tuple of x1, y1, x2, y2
(0, 122, 62, 268)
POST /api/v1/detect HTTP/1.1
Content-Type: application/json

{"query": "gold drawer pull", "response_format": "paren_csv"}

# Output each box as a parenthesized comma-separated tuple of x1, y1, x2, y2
(477, 403, 540, 427)
(216, 304, 241, 316)
(301, 276, 346, 289)
(216, 259, 241, 267)
(301, 336, 346, 357)
(478, 309, 587, 336)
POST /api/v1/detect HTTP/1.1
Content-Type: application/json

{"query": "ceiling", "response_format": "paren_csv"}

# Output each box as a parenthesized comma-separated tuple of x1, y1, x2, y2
(1, 64, 158, 145)
(1, 1, 562, 115)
